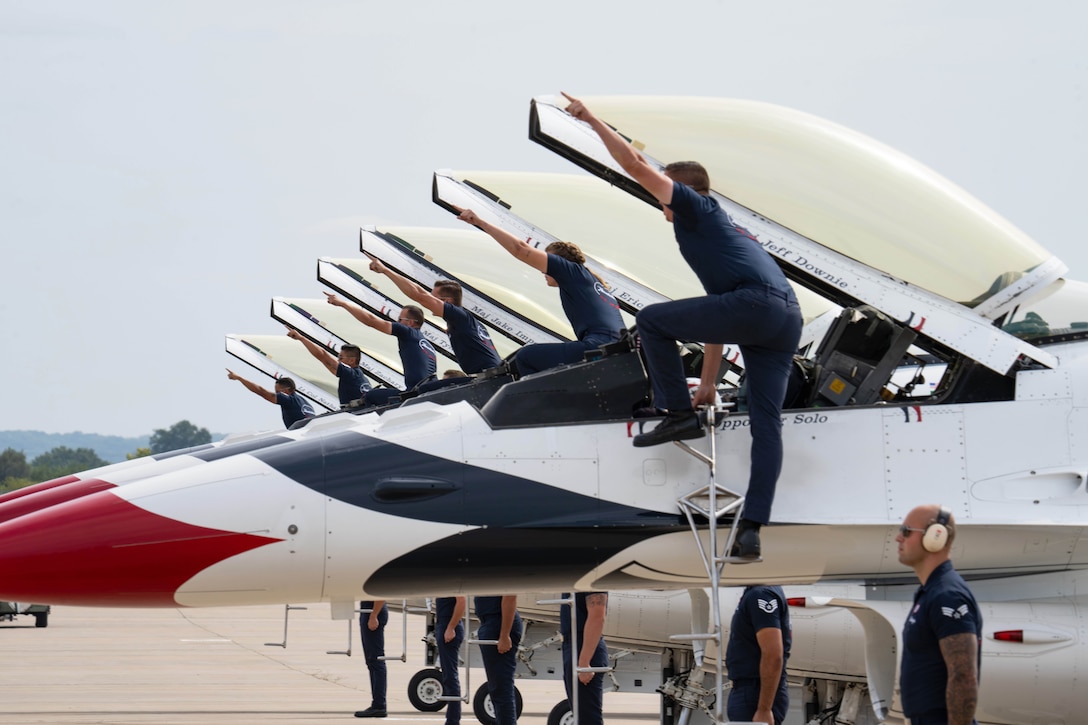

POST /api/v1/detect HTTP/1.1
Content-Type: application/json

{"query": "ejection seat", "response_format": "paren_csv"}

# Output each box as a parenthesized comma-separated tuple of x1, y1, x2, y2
(480, 332, 649, 428)
(807, 305, 917, 406)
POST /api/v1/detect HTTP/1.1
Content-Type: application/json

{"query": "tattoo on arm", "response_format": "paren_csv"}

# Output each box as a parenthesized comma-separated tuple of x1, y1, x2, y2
(939, 632, 979, 725)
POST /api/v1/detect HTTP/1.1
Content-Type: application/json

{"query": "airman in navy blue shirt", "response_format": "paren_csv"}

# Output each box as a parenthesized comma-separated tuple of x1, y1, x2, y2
(434, 596, 467, 725)
(725, 585, 791, 725)
(897, 505, 981, 725)
(286, 329, 372, 406)
(226, 370, 315, 429)
(324, 292, 437, 406)
(455, 208, 623, 376)
(355, 600, 388, 718)
(559, 592, 609, 725)
(368, 258, 501, 393)
(563, 92, 803, 560)
(474, 594, 521, 725)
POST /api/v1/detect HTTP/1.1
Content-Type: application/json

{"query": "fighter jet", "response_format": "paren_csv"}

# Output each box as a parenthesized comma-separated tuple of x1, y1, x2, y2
(2, 95, 1087, 725)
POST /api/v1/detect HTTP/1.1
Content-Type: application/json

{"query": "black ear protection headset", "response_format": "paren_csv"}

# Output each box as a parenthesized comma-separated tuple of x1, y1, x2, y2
(922, 506, 952, 553)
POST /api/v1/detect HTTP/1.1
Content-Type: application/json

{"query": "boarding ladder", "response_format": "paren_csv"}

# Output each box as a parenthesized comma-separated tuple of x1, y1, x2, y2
(669, 404, 748, 725)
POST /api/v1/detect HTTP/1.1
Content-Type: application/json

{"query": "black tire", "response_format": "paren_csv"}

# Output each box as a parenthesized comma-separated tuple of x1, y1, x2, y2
(33, 611, 48, 628)
(472, 683, 524, 725)
(407, 668, 447, 712)
(547, 699, 574, 725)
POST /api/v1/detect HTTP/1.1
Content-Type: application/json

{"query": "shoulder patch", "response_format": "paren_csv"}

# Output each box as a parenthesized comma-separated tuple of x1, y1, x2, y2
(757, 598, 779, 614)
(941, 604, 970, 619)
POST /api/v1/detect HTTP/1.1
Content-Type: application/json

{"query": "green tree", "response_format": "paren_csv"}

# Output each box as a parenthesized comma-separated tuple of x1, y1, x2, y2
(126, 447, 152, 460)
(149, 420, 212, 454)
(28, 446, 108, 483)
(0, 447, 30, 484)
(0, 476, 36, 494)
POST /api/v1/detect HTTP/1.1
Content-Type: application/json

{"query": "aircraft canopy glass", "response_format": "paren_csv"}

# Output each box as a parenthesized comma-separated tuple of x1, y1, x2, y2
(582, 96, 1054, 306)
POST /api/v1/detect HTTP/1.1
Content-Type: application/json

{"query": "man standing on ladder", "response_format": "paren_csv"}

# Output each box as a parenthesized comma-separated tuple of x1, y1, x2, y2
(563, 92, 803, 560)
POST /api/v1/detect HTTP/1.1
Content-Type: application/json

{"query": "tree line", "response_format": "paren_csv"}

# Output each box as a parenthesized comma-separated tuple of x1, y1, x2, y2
(0, 420, 212, 493)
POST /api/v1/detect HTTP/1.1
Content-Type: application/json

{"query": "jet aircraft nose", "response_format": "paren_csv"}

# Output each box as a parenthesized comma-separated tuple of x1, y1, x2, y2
(0, 490, 280, 606)
(0, 477, 116, 525)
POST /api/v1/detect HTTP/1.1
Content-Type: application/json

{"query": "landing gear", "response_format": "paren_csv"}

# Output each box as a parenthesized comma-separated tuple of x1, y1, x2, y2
(472, 683, 523, 725)
(33, 611, 48, 628)
(407, 668, 446, 712)
(546, 699, 573, 725)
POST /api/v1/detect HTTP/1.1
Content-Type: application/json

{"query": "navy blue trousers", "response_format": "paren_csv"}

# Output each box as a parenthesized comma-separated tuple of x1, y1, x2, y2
(727, 677, 788, 725)
(436, 615, 464, 724)
(477, 612, 522, 725)
(636, 285, 802, 524)
(515, 333, 616, 376)
(561, 636, 607, 725)
(364, 387, 401, 407)
(360, 602, 388, 709)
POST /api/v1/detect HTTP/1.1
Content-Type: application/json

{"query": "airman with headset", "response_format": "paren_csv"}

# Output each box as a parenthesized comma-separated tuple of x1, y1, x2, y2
(896, 505, 982, 725)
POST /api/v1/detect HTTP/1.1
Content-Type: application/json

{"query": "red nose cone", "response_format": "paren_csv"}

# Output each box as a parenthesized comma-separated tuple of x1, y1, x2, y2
(0, 478, 116, 525)
(0, 475, 79, 504)
(0, 491, 280, 606)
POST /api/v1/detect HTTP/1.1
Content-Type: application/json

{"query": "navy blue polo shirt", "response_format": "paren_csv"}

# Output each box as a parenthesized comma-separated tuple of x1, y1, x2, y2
(276, 391, 314, 429)
(667, 181, 791, 295)
(443, 302, 501, 373)
(725, 585, 791, 680)
(474, 595, 502, 619)
(336, 362, 371, 405)
(391, 321, 437, 389)
(435, 596, 459, 624)
(547, 254, 623, 342)
(474, 595, 521, 641)
(900, 560, 982, 718)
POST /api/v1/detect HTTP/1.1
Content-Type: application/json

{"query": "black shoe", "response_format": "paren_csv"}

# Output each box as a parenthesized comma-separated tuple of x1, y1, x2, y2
(729, 521, 762, 561)
(354, 707, 387, 718)
(633, 410, 705, 447)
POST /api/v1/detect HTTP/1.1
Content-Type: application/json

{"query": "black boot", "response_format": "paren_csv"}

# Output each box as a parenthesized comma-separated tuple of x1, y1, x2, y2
(632, 410, 705, 447)
(729, 519, 762, 561)
(354, 706, 387, 718)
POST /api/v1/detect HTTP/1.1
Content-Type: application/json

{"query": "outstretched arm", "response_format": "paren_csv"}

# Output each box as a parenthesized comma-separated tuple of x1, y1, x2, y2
(226, 369, 277, 403)
(286, 328, 339, 376)
(325, 292, 393, 335)
(455, 207, 549, 274)
(562, 92, 675, 207)
(368, 256, 444, 317)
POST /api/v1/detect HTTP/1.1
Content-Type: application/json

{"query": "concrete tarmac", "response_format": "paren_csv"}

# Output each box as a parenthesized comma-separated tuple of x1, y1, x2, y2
(0, 604, 660, 725)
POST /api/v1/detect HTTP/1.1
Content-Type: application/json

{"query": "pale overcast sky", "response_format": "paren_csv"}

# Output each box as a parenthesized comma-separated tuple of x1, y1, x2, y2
(2, 1, 1085, 437)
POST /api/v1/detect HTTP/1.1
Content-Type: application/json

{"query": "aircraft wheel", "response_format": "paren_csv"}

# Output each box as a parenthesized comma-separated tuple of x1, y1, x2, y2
(547, 699, 574, 725)
(472, 683, 523, 725)
(407, 668, 447, 712)
(34, 611, 48, 628)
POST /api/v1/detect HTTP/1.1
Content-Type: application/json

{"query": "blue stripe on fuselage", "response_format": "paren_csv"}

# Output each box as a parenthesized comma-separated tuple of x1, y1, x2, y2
(251, 429, 679, 529)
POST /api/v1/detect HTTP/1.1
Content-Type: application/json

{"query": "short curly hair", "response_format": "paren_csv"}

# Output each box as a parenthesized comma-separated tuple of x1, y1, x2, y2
(664, 161, 710, 194)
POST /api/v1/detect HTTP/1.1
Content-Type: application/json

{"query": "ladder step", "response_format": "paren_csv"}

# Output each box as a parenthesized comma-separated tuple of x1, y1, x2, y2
(669, 633, 720, 643)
